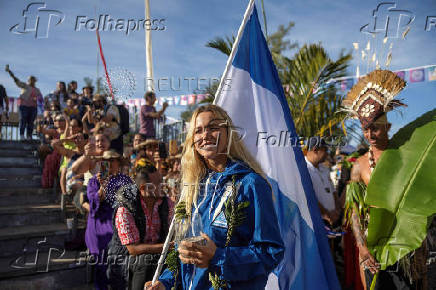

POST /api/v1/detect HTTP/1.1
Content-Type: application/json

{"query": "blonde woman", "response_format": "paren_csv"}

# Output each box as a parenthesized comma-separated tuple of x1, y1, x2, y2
(146, 105, 284, 289)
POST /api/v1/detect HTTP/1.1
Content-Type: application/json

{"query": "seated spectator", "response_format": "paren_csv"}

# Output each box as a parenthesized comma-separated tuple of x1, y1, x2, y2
(55, 81, 69, 109)
(128, 133, 146, 163)
(81, 85, 93, 104)
(133, 139, 159, 168)
(102, 98, 124, 154)
(139, 91, 168, 139)
(52, 133, 87, 210)
(40, 114, 67, 188)
(59, 117, 83, 195)
(68, 80, 78, 95)
(64, 98, 79, 119)
(159, 161, 169, 178)
(165, 154, 181, 203)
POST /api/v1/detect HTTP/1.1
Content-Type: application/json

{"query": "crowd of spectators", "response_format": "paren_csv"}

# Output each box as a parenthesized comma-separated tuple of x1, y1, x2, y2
(1, 67, 181, 289)
(1, 69, 392, 289)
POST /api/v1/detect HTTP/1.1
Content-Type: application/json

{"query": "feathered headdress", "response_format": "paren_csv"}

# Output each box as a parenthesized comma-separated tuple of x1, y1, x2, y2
(342, 70, 406, 129)
(112, 183, 139, 211)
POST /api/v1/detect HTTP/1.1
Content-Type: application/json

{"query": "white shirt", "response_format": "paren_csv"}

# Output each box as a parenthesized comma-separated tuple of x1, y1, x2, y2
(305, 157, 336, 211)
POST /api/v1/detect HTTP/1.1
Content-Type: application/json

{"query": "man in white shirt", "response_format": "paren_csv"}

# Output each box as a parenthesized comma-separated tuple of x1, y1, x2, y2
(305, 138, 339, 225)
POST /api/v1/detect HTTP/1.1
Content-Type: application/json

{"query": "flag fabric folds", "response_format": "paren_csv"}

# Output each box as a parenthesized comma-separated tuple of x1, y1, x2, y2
(214, 4, 340, 290)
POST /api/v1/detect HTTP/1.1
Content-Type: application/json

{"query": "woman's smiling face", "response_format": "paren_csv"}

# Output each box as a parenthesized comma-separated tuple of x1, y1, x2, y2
(193, 111, 228, 161)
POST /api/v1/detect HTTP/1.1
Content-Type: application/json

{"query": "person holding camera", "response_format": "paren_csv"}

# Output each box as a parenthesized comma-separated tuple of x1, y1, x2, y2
(80, 144, 129, 290)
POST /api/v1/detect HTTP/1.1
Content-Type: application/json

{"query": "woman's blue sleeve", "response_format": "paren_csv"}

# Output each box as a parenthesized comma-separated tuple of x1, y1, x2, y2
(159, 268, 178, 290)
(209, 174, 284, 281)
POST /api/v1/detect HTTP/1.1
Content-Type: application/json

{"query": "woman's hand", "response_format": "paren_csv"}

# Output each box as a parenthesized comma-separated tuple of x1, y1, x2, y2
(144, 281, 165, 290)
(98, 187, 105, 201)
(178, 233, 216, 268)
(96, 172, 107, 201)
(359, 245, 380, 274)
(84, 143, 96, 156)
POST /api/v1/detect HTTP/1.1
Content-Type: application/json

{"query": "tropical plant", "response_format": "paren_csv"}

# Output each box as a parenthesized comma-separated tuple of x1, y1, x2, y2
(205, 35, 236, 57)
(180, 104, 197, 122)
(202, 21, 297, 102)
(366, 109, 436, 269)
(205, 21, 355, 142)
(281, 44, 352, 138)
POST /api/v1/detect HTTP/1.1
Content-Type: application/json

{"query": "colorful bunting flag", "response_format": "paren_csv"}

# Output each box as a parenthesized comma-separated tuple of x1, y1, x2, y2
(180, 95, 188, 106)
(409, 68, 425, 83)
(427, 66, 436, 81)
(196, 94, 206, 103)
(188, 94, 196, 105)
(395, 71, 406, 80)
(166, 97, 174, 106)
(173, 96, 180, 105)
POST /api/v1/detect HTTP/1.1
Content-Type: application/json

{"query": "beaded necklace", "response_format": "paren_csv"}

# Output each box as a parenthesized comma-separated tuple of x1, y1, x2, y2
(368, 146, 376, 173)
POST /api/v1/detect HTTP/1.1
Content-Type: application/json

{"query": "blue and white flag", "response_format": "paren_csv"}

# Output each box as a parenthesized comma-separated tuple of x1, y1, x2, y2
(214, 4, 340, 290)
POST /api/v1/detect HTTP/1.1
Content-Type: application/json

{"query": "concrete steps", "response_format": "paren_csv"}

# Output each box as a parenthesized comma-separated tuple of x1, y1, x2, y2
(0, 157, 39, 169)
(0, 140, 91, 288)
(0, 173, 42, 188)
(0, 188, 55, 206)
(0, 249, 88, 289)
(0, 204, 63, 228)
(0, 140, 40, 151)
(0, 223, 72, 258)
(0, 149, 35, 158)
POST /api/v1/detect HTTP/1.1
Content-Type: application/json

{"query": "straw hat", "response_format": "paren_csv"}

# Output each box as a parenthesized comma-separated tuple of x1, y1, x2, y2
(91, 150, 129, 165)
(135, 139, 159, 151)
(92, 94, 107, 102)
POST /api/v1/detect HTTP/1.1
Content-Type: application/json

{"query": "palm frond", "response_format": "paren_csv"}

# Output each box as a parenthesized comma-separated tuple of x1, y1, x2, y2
(205, 35, 236, 57)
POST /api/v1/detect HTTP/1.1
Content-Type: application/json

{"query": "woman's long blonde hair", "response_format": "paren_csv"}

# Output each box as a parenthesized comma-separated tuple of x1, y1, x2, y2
(180, 105, 266, 216)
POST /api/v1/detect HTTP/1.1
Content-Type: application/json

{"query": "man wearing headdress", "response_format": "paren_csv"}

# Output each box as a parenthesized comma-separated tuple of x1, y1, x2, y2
(342, 70, 428, 289)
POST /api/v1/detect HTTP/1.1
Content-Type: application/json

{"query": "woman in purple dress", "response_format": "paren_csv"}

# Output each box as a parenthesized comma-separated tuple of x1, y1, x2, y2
(85, 149, 132, 290)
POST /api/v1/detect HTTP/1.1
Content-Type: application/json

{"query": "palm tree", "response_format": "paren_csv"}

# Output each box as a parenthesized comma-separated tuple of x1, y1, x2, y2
(205, 35, 236, 57)
(204, 25, 356, 142)
(281, 44, 352, 138)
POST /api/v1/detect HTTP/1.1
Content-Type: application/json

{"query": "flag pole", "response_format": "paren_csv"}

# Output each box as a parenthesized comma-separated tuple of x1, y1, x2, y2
(151, 216, 176, 284)
(213, 0, 255, 104)
(151, 0, 255, 285)
(151, 188, 187, 285)
(145, 0, 154, 92)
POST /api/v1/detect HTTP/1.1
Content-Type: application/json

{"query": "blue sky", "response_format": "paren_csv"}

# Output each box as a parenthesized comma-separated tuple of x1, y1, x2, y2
(0, 0, 435, 134)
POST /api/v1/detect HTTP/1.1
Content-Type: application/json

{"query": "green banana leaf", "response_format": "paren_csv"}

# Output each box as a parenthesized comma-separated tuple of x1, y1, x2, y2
(365, 108, 436, 270)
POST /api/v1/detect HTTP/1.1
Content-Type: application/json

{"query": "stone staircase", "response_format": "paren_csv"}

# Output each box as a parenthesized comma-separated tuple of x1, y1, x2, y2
(0, 141, 91, 289)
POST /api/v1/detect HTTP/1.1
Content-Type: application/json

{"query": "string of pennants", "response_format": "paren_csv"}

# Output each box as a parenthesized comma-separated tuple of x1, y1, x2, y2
(330, 64, 436, 92)
(125, 93, 210, 107)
